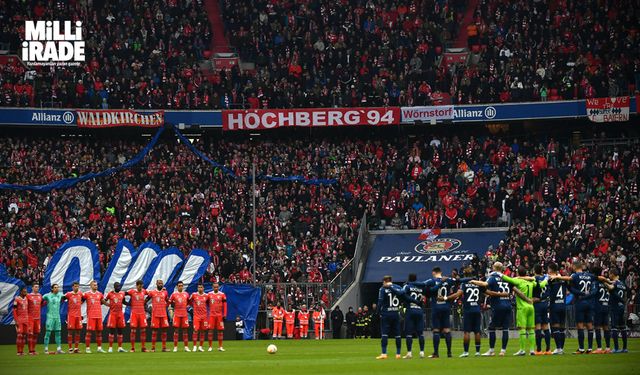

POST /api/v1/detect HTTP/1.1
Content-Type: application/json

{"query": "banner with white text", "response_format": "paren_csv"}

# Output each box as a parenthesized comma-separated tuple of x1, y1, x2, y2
(586, 97, 630, 123)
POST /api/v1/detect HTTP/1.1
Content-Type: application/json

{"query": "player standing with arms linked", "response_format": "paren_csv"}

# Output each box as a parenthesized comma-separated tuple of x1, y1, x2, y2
(208, 282, 227, 351)
(376, 275, 421, 360)
(532, 264, 552, 355)
(401, 273, 426, 359)
(42, 283, 65, 354)
(104, 282, 127, 353)
(190, 283, 209, 352)
(84, 280, 105, 353)
(127, 280, 148, 352)
(148, 279, 170, 352)
(13, 287, 29, 355)
(591, 266, 611, 354)
(546, 263, 567, 354)
(425, 267, 456, 358)
(447, 266, 482, 357)
(26, 284, 43, 355)
(604, 269, 628, 353)
(169, 281, 191, 352)
(63, 282, 83, 353)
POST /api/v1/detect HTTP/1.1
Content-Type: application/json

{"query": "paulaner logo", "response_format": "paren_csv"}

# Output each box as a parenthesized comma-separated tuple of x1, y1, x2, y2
(21, 21, 84, 67)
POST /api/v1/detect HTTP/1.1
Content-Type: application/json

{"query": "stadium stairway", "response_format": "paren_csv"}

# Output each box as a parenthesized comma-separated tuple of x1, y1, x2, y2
(453, 0, 479, 48)
(204, 0, 230, 53)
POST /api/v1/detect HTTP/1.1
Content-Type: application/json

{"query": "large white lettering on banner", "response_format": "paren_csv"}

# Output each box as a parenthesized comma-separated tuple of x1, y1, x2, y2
(586, 96, 630, 122)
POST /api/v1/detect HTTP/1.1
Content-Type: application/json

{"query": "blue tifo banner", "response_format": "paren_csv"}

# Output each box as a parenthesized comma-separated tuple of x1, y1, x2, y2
(362, 228, 507, 283)
(0, 238, 261, 339)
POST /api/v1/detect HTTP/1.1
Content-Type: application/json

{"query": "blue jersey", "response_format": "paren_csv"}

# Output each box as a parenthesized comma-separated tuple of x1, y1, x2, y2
(460, 280, 481, 313)
(486, 272, 512, 310)
(609, 280, 627, 309)
(402, 282, 425, 312)
(424, 277, 456, 311)
(548, 278, 566, 308)
(595, 280, 610, 309)
(533, 275, 549, 302)
(570, 272, 597, 303)
(378, 284, 408, 315)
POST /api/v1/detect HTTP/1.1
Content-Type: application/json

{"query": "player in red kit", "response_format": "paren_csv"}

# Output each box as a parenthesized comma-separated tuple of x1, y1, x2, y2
(207, 282, 227, 351)
(148, 279, 169, 352)
(84, 280, 105, 353)
(169, 281, 190, 352)
(298, 305, 310, 338)
(13, 287, 29, 355)
(285, 306, 296, 339)
(63, 282, 83, 353)
(127, 280, 148, 352)
(104, 282, 127, 353)
(26, 284, 43, 354)
(190, 283, 209, 352)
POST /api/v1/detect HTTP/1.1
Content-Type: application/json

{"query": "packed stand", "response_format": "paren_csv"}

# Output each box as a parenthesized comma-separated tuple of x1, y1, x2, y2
(0, 0, 211, 108)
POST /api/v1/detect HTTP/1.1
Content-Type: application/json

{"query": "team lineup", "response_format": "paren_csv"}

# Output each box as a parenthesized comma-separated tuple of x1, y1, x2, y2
(12, 279, 228, 355)
(376, 261, 629, 359)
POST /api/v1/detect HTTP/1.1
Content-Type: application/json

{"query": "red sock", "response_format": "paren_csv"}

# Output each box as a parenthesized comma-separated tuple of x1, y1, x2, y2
(183, 332, 189, 347)
(117, 334, 123, 348)
(96, 331, 102, 347)
(140, 329, 146, 349)
(192, 332, 198, 347)
(74, 333, 80, 349)
(161, 332, 167, 349)
(199, 332, 204, 347)
(174, 332, 179, 347)
(130, 329, 136, 350)
(108, 334, 114, 348)
(151, 331, 157, 349)
(68, 334, 73, 350)
(208, 331, 213, 347)
(218, 332, 223, 348)
(85, 333, 91, 348)
(17, 334, 24, 353)
(27, 334, 33, 352)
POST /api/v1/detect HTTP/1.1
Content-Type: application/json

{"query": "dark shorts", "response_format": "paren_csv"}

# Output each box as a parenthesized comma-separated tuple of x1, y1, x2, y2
(431, 309, 450, 330)
(463, 311, 482, 333)
(549, 305, 566, 326)
(575, 302, 593, 324)
(593, 305, 610, 327)
(534, 303, 549, 325)
(404, 310, 424, 336)
(610, 307, 626, 328)
(381, 313, 401, 337)
(489, 308, 511, 329)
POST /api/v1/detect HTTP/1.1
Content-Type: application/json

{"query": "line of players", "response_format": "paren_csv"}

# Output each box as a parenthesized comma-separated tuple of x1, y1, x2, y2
(375, 261, 629, 359)
(271, 302, 326, 339)
(13, 278, 228, 355)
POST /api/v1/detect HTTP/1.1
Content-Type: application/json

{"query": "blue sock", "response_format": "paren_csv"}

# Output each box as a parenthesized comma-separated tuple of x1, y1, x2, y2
(604, 330, 611, 349)
(418, 335, 425, 351)
(381, 335, 388, 354)
(395, 336, 402, 355)
(502, 330, 509, 350)
(489, 330, 496, 349)
(535, 329, 542, 351)
(595, 329, 602, 348)
(475, 339, 481, 353)
(612, 329, 619, 351)
(577, 329, 584, 350)
(463, 338, 469, 353)
(444, 332, 452, 354)
(544, 329, 551, 351)
(622, 329, 628, 350)
(406, 335, 413, 352)
(587, 330, 594, 350)
(553, 330, 560, 349)
(559, 329, 566, 349)
(433, 332, 440, 355)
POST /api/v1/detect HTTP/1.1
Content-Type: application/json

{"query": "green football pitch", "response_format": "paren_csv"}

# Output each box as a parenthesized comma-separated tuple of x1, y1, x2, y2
(0, 339, 637, 375)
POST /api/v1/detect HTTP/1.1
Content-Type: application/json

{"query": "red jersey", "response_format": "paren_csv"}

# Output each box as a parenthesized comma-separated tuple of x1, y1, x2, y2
(26, 293, 43, 320)
(284, 311, 295, 324)
(272, 306, 284, 322)
(208, 291, 227, 317)
(127, 289, 147, 314)
(13, 296, 29, 323)
(190, 292, 209, 320)
(84, 291, 104, 319)
(169, 291, 189, 317)
(297, 310, 310, 325)
(148, 289, 169, 318)
(65, 291, 83, 318)
(105, 291, 125, 316)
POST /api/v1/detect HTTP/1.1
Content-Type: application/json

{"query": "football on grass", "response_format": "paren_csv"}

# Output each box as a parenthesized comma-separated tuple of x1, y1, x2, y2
(267, 344, 278, 354)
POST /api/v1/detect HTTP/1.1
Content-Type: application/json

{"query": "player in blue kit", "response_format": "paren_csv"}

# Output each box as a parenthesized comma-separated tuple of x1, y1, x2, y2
(591, 266, 611, 354)
(401, 274, 426, 359)
(424, 267, 456, 358)
(532, 264, 551, 355)
(376, 275, 422, 360)
(470, 262, 512, 356)
(546, 263, 568, 354)
(445, 266, 482, 357)
(604, 269, 628, 353)
(552, 261, 597, 354)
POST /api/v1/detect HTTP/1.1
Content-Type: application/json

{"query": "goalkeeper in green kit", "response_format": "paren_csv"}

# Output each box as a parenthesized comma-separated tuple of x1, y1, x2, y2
(42, 283, 64, 354)
(490, 266, 548, 356)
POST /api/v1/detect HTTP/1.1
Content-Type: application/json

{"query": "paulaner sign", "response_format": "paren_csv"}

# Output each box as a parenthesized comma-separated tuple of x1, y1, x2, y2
(21, 21, 85, 67)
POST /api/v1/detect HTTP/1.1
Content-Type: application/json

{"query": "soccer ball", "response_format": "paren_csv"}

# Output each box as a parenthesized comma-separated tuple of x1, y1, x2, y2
(267, 344, 278, 354)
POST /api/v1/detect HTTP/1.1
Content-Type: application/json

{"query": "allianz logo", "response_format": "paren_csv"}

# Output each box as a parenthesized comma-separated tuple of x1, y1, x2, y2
(32, 111, 75, 124)
(453, 106, 496, 119)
